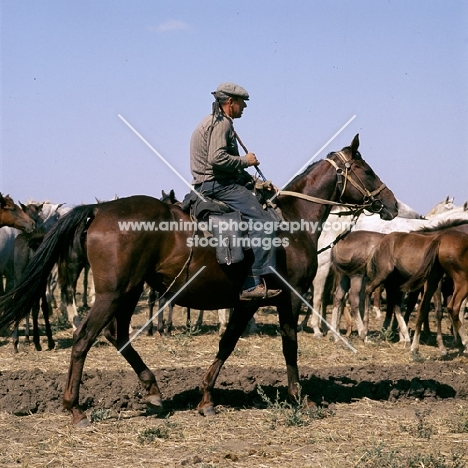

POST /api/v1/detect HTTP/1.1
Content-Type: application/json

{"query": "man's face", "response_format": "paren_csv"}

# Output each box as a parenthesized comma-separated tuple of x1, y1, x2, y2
(230, 97, 247, 119)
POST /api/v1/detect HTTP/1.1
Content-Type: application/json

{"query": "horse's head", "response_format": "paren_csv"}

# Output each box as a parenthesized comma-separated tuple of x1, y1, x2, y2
(425, 195, 456, 218)
(0, 193, 36, 232)
(326, 134, 398, 220)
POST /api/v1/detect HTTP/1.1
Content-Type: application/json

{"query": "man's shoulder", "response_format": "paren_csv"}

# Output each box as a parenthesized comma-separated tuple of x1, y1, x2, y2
(193, 113, 232, 137)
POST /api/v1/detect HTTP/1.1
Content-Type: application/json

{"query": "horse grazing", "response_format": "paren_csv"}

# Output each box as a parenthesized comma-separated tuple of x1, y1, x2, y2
(0, 134, 398, 426)
(0, 193, 35, 232)
(402, 223, 468, 356)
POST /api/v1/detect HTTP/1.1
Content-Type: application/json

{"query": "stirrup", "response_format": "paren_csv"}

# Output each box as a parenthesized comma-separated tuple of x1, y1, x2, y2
(239, 278, 281, 301)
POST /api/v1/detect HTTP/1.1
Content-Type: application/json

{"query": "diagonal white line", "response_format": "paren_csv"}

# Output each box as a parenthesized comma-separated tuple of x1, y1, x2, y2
(118, 266, 206, 353)
(118, 114, 206, 202)
(268, 266, 357, 353)
(270, 115, 357, 202)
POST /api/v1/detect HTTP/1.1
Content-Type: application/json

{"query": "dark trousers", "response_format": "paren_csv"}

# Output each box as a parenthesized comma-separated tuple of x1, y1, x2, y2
(197, 180, 278, 276)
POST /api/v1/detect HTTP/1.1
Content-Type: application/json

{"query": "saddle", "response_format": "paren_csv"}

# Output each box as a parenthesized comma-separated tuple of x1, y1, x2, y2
(181, 190, 232, 219)
(180, 191, 247, 265)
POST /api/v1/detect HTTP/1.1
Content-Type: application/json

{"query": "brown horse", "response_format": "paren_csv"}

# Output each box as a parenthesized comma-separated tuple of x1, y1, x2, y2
(0, 193, 35, 232)
(329, 230, 386, 340)
(0, 134, 398, 426)
(366, 220, 468, 350)
(402, 224, 468, 356)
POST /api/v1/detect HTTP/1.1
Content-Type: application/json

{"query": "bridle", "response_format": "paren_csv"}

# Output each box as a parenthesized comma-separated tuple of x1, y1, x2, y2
(327, 150, 386, 213)
(277, 149, 389, 253)
(278, 149, 387, 215)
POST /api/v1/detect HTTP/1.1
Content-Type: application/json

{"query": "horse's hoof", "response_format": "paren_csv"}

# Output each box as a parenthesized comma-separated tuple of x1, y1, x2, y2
(145, 395, 164, 412)
(200, 406, 216, 417)
(74, 417, 91, 428)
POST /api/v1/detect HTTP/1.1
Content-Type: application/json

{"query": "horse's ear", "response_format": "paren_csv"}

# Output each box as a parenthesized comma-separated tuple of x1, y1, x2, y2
(20, 202, 27, 211)
(170, 189, 176, 203)
(162, 190, 167, 197)
(0, 193, 5, 207)
(464, 201, 468, 211)
(350, 134, 360, 154)
(445, 195, 450, 203)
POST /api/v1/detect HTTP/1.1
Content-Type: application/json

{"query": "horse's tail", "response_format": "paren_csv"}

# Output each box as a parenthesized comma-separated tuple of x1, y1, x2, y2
(0, 204, 97, 331)
(401, 237, 441, 293)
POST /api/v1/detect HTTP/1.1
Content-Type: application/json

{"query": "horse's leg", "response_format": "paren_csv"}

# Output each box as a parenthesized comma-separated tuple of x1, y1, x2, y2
(64, 289, 158, 425)
(60, 282, 80, 330)
(446, 282, 468, 354)
(349, 275, 366, 340)
(217, 309, 228, 336)
(393, 293, 410, 344)
(12, 323, 20, 354)
(185, 307, 192, 330)
(198, 303, 259, 416)
(309, 272, 331, 336)
(166, 303, 174, 335)
(381, 282, 395, 332)
(46, 267, 58, 310)
(156, 294, 165, 335)
(200, 294, 301, 416)
(41, 292, 55, 350)
(109, 301, 164, 410)
(372, 285, 382, 319)
(31, 300, 42, 351)
(362, 277, 372, 338)
(246, 314, 259, 335)
(278, 294, 301, 401)
(193, 309, 204, 331)
(404, 290, 420, 325)
(307, 284, 321, 335)
(24, 311, 31, 346)
(330, 274, 349, 342)
(411, 278, 440, 354)
(427, 282, 443, 335)
(147, 288, 157, 336)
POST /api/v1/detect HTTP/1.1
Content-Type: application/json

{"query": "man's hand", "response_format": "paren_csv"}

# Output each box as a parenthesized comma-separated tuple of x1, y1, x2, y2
(246, 152, 259, 167)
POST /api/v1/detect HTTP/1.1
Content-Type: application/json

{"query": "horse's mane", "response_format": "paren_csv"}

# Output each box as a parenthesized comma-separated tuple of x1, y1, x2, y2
(416, 218, 468, 232)
(283, 159, 323, 191)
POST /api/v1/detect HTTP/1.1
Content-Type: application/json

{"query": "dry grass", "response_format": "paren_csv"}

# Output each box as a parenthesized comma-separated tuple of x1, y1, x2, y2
(1, 289, 468, 467)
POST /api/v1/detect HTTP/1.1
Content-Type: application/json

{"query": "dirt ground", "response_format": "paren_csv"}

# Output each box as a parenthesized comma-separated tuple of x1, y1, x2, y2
(1, 294, 468, 467)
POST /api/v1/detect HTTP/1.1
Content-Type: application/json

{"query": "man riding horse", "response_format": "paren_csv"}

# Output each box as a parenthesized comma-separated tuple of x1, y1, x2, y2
(190, 82, 281, 300)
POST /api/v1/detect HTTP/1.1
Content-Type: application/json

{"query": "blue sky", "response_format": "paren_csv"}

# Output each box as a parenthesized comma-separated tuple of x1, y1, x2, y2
(1, 1, 467, 215)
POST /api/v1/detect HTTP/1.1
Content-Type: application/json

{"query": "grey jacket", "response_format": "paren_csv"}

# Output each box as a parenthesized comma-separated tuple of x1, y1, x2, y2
(190, 113, 250, 185)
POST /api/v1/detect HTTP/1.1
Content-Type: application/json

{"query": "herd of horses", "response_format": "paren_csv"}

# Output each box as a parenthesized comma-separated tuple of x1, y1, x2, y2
(1, 134, 467, 427)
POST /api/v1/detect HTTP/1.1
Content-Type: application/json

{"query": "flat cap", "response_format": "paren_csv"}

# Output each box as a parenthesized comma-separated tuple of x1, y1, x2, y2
(212, 82, 249, 100)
